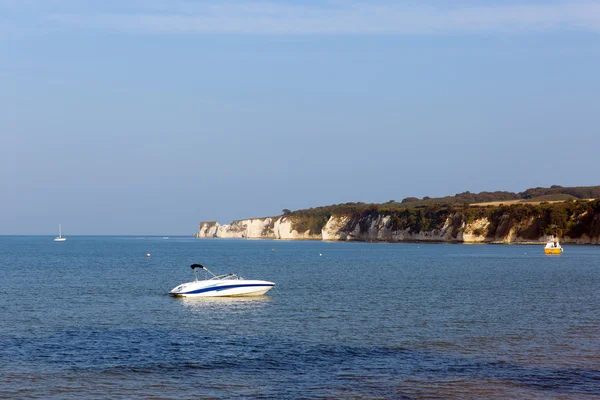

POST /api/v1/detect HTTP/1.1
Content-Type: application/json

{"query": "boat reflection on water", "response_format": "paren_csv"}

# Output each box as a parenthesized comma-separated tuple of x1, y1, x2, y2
(177, 295, 272, 304)
(176, 295, 273, 313)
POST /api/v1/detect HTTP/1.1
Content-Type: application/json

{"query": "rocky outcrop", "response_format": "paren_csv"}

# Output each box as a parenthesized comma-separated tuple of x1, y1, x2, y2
(196, 217, 321, 240)
(195, 221, 219, 238)
(196, 212, 600, 244)
(321, 214, 461, 242)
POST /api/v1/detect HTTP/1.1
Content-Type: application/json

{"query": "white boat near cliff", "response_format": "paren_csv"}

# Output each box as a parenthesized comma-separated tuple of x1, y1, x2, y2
(544, 237, 563, 254)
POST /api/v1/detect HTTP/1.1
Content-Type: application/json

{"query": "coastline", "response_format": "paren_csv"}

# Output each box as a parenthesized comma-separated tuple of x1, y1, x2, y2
(195, 213, 600, 245)
(194, 236, 599, 245)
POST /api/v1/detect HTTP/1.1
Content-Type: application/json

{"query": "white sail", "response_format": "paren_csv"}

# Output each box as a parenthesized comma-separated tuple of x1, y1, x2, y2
(54, 224, 66, 242)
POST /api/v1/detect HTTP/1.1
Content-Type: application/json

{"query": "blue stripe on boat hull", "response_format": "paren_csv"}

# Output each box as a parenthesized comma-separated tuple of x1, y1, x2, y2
(174, 283, 274, 296)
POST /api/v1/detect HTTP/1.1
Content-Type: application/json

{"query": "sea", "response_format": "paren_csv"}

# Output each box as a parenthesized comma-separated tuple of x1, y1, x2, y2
(1, 236, 599, 399)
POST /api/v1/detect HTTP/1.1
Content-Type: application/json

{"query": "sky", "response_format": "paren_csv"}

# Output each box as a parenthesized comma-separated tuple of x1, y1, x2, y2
(1, 0, 599, 235)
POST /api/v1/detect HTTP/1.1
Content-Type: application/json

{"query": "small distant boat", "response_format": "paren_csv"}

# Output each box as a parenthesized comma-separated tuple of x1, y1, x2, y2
(544, 237, 563, 254)
(169, 264, 275, 297)
(53, 224, 66, 242)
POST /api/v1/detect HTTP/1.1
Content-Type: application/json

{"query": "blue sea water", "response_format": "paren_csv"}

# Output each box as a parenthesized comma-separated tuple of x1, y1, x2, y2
(1, 236, 599, 399)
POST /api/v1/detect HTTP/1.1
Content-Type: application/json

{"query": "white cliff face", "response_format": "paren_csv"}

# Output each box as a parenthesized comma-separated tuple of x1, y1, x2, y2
(322, 214, 458, 242)
(199, 214, 464, 242)
(273, 218, 314, 239)
(197, 212, 598, 243)
(245, 218, 274, 238)
(196, 217, 320, 240)
(322, 215, 351, 241)
(216, 220, 249, 238)
(460, 218, 489, 243)
(196, 222, 220, 238)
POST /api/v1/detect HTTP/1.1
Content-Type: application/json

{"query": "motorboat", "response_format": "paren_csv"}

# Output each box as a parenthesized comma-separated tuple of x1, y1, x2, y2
(53, 224, 66, 242)
(169, 264, 275, 297)
(544, 237, 563, 255)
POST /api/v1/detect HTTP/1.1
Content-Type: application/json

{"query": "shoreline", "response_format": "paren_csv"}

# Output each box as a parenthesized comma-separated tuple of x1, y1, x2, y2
(193, 237, 599, 245)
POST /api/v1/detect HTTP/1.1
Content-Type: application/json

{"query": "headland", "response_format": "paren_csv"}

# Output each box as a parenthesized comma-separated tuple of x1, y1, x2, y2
(196, 185, 600, 244)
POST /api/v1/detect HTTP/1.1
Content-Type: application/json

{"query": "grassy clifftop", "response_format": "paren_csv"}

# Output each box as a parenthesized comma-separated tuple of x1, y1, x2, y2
(397, 184, 600, 207)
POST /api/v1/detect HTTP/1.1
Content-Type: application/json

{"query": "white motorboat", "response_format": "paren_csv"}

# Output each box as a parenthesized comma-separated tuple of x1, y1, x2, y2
(169, 264, 275, 297)
(53, 224, 66, 242)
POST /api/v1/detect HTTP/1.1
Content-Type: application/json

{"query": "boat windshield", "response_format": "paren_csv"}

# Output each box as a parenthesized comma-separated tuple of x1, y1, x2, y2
(191, 264, 244, 281)
(209, 273, 242, 281)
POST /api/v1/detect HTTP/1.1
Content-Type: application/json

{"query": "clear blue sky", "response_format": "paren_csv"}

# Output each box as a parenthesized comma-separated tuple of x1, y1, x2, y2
(1, 1, 599, 235)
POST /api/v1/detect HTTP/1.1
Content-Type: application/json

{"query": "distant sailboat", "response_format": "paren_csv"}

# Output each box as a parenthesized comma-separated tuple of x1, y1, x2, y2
(54, 224, 66, 242)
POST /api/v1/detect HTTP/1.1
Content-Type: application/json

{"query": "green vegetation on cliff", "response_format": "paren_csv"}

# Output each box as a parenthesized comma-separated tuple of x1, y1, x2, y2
(284, 185, 600, 239)
(398, 184, 600, 206)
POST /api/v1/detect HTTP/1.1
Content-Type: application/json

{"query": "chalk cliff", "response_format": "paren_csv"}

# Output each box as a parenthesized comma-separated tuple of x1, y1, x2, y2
(196, 217, 321, 240)
(196, 211, 600, 244)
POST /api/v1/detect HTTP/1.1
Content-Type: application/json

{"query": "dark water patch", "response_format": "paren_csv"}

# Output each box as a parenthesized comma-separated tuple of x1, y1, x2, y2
(2, 327, 599, 398)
